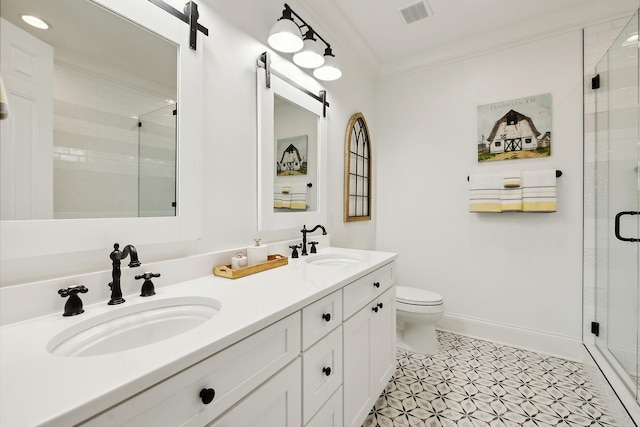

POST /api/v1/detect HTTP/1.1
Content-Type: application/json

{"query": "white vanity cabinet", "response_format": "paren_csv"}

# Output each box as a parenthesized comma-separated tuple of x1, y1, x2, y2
(80, 313, 301, 427)
(73, 259, 396, 427)
(301, 290, 343, 425)
(343, 262, 397, 427)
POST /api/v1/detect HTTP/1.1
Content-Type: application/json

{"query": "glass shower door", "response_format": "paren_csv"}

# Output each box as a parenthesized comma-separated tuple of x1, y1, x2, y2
(138, 104, 177, 217)
(594, 11, 640, 403)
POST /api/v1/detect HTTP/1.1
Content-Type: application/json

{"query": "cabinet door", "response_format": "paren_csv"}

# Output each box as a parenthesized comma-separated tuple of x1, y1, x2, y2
(371, 288, 396, 394)
(207, 358, 301, 427)
(343, 302, 374, 427)
(343, 287, 396, 427)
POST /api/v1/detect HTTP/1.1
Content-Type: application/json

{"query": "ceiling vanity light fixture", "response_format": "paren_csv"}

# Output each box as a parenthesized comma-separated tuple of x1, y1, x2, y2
(268, 4, 342, 81)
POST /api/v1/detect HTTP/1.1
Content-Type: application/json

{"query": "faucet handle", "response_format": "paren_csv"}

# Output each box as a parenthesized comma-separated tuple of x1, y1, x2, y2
(58, 285, 88, 316)
(289, 244, 302, 258)
(135, 272, 160, 297)
(309, 241, 319, 253)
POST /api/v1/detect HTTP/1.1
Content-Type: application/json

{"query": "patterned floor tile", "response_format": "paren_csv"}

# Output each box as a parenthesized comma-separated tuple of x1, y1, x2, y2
(363, 331, 635, 427)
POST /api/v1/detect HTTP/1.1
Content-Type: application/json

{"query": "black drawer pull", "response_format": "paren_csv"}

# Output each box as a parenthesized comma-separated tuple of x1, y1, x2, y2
(200, 388, 215, 404)
(322, 312, 331, 322)
(322, 366, 332, 376)
(373, 282, 380, 288)
(372, 306, 379, 313)
(377, 302, 383, 309)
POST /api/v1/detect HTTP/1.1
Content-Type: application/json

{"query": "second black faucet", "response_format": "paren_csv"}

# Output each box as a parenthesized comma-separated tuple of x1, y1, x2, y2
(300, 224, 327, 256)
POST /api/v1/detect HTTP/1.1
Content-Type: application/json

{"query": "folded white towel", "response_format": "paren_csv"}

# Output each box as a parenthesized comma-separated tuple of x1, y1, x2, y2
(274, 184, 292, 209)
(522, 170, 557, 212)
(502, 170, 521, 188)
(290, 183, 308, 210)
(469, 173, 502, 212)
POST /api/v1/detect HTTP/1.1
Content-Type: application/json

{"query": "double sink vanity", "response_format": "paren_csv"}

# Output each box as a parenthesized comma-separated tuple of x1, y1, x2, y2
(0, 247, 397, 427)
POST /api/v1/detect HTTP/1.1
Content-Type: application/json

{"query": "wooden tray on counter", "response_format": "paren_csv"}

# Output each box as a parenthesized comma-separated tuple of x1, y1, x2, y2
(213, 254, 288, 279)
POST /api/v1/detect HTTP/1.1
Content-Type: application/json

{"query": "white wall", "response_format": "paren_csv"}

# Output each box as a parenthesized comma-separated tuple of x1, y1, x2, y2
(0, 0, 377, 285)
(375, 31, 585, 358)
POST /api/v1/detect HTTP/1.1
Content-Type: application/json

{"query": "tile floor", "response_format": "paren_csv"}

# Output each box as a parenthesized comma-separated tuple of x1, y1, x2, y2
(363, 331, 635, 427)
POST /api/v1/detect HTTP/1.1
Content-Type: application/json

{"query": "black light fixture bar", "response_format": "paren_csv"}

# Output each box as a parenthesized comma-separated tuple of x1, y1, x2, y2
(284, 3, 331, 50)
(148, 0, 209, 50)
(257, 52, 330, 117)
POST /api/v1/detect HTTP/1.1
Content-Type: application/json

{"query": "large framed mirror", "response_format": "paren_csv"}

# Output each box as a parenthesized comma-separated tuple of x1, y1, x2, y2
(256, 67, 327, 231)
(0, 0, 204, 259)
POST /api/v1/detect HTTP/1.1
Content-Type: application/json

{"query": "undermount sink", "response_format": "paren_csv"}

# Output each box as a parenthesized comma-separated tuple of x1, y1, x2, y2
(48, 296, 220, 357)
(304, 253, 364, 266)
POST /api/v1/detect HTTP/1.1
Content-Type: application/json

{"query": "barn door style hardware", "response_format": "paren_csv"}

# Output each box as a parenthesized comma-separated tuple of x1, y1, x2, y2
(591, 74, 600, 90)
(257, 52, 330, 117)
(147, 0, 209, 50)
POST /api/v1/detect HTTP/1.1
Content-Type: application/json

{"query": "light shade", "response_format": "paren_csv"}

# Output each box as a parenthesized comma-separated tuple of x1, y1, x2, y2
(313, 49, 342, 81)
(268, 18, 303, 53)
(293, 33, 325, 69)
(20, 14, 50, 30)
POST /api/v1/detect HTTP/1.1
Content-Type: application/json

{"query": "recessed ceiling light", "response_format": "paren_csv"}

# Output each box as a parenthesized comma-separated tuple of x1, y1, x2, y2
(20, 15, 50, 30)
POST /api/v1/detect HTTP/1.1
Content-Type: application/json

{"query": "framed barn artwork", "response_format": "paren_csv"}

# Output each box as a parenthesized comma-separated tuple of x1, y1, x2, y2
(477, 93, 551, 162)
(276, 135, 308, 176)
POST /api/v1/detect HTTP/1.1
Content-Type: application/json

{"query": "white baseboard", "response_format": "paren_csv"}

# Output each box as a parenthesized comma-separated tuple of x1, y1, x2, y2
(437, 312, 587, 362)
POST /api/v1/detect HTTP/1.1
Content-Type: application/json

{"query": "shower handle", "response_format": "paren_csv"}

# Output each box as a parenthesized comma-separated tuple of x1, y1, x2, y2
(614, 211, 640, 242)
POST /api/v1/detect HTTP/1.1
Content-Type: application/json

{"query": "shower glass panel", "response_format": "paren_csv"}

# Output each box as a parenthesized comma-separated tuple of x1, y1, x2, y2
(138, 104, 177, 217)
(594, 11, 640, 403)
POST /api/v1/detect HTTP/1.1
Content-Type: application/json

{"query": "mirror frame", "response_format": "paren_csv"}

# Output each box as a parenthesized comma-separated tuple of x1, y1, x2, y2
(0, 0, 204, 260)
(257, 69, 327, 231)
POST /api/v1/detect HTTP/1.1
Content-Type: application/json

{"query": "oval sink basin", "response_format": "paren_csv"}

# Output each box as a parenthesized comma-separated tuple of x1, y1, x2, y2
(48, 297, 220, 357)
(304, 253, 364, 267)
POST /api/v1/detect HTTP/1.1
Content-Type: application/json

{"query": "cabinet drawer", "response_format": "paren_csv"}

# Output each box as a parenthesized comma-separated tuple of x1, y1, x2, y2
(208, 358, 301, 427)
(302, 325, 343, 425)
(302, 289, 342, 350)
(343, 261, 396, 319)
(305, 386, 343, 427)
(81, 312, 301, 427)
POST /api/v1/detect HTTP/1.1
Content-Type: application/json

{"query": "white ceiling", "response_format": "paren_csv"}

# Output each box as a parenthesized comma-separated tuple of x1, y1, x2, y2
(297, 0, 639, 77)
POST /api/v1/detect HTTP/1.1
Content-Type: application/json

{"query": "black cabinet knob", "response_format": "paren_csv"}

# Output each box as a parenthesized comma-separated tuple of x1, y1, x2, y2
(200, 388, 215, 404)
(377, 302, 383, 309)
(322, 313, 331, 322)
(322, 366, 332, 376)
(372, 306, 379, 313)
(373, 282, 380, 288)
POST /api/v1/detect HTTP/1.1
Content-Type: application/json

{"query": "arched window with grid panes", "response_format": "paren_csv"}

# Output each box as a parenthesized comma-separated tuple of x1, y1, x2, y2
(344, 113, 371, 222)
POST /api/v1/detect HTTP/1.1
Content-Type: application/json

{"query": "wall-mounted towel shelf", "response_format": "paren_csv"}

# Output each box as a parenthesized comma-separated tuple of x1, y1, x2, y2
(467, 170, 562, 181)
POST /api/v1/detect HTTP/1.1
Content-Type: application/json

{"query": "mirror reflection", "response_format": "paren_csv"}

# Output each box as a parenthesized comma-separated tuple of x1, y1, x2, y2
(0, 0, 177, 221)
(273, 94, 318, 213)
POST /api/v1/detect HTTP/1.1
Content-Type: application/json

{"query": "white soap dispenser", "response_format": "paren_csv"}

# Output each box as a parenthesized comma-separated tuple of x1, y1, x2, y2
(247, 239, 268, 266)
(231, 251, 248, 269)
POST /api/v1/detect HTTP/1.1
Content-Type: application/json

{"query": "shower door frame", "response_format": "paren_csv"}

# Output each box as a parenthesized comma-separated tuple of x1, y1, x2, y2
(585, 9, 640, 423)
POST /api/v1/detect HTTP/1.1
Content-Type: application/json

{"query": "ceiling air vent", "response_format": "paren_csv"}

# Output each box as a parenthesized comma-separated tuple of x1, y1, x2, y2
(399, 0, 432, 24)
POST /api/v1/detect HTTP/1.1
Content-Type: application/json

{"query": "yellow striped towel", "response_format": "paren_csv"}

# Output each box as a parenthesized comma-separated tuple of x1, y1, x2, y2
(469, 173, 502, 212)
(290, 183, 308, 210)
(522, 170, 557, 212)
(502, 170, 521, 188)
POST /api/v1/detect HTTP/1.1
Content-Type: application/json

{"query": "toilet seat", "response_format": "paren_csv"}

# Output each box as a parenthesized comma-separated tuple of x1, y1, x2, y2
(396, 286, 443, 306)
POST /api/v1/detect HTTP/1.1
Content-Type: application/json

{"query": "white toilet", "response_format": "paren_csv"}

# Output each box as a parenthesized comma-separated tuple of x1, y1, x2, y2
(395, 286, 444, 355)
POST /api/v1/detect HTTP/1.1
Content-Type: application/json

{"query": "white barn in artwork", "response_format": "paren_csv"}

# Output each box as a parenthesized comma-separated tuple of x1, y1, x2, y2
(278, 143, 303, 172)
(487, 109, 541, 154)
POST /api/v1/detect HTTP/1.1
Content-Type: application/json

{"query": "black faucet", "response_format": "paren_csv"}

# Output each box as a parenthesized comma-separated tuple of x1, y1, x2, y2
(108, 243, 141, 305)
(300, 224, 327, 256)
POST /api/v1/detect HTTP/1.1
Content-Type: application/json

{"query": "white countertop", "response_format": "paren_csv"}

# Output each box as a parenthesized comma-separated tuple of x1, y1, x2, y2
(0, 247, 397, 427)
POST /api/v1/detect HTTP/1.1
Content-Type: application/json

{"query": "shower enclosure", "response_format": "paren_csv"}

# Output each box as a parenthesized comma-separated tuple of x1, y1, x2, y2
(138, 103, 177, 217)
(589, 10, 639, 419)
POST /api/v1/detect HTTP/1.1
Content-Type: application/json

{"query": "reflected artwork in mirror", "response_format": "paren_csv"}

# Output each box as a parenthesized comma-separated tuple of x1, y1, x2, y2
(274, 95, 318, 213)
(256, 66, 327, 232)
(0, 0, 177, 221)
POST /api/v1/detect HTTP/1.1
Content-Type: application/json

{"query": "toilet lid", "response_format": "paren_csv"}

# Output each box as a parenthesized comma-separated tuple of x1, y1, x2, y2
(396, 286, 443, 306)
